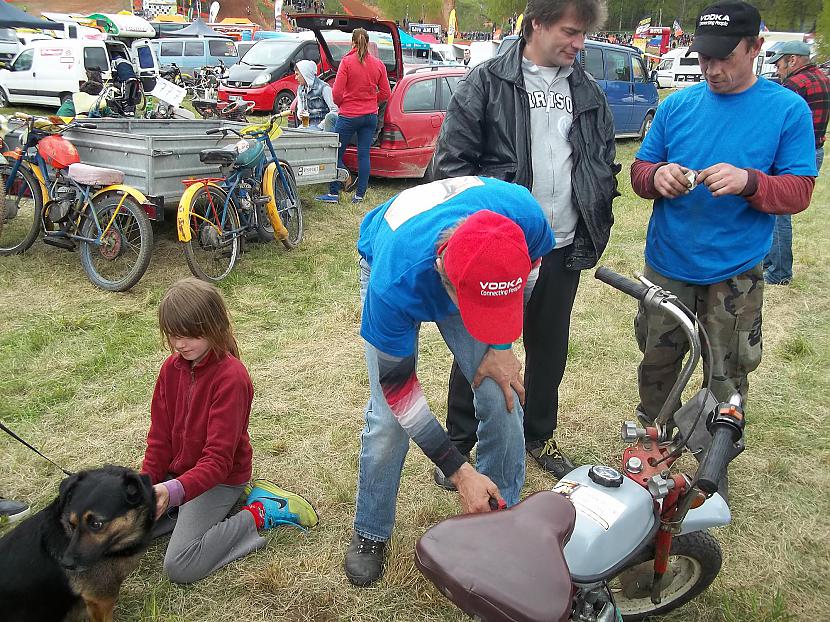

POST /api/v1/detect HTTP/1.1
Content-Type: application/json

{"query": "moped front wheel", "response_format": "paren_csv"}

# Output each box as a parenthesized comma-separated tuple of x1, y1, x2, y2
(608, 530, 722, 621)
(182, 185, 241, 283)
(80, 193, 153, 292)
(0, 164, 43, 255)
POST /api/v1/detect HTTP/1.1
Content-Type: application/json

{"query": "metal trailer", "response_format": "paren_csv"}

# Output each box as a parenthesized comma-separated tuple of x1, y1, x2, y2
(5, 118, 340, 217)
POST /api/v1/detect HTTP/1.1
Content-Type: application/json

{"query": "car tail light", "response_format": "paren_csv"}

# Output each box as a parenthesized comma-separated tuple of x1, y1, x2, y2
(380, 124, 406, 149)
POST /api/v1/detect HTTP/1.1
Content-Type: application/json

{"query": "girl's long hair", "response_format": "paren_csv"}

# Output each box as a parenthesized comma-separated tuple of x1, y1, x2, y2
(353, 28, 369, 62)
(158, 278, 239, 359)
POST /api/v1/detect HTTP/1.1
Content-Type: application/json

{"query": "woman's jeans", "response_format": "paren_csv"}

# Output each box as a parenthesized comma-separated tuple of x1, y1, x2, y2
(329, 113, 377, 197)
(353, 259, 529, 542)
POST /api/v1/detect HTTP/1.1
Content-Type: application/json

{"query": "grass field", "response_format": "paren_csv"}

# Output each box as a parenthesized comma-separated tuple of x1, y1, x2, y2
(0, 130, 828, 621)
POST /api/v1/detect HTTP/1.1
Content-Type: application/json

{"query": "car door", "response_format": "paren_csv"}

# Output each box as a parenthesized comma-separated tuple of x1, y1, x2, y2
(630, 53, 657, 133)
(400, 76, 440, 149)
(602, 47, 634, 134)
(129, 39, 159, 78)
(3, 49, 36, 104)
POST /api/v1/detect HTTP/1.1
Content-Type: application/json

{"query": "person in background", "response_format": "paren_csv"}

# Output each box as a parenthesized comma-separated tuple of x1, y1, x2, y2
(316, 28, 390, 204)
(433, 0, 619, 482)
(143, 278, 318, 584)
(56, 71, 109, 119)
(291, 59, 338, 131)
(763, 40, 830, 285)
(462, 48, 471, 65)
(630, 2, 816, 450)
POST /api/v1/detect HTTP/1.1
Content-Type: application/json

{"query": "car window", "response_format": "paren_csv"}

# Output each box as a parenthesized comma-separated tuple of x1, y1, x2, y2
(12, 49, 33, 72)
(658, 58, 673, 70)
(83, 47, 108, 72)
(208, 39, 237, 57)
(438, 77, 454, 110)
(604, 49, 631, 82)
(184, 41, 204, 57)
(445, 75, 461, 93)
(136, 46, 154, 69)
(632, 55, 648, 82)
(679, 57, 699, 66)
(584, 46, 604, 79)
(242, 40, 297, 66)
(160, 41, 183, 57)
(304, 44, 321, 63)
(403, 78, 437, 112)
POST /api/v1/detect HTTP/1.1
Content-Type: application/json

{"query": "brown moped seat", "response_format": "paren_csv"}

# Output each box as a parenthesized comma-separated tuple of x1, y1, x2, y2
(415, 491, 576, 622)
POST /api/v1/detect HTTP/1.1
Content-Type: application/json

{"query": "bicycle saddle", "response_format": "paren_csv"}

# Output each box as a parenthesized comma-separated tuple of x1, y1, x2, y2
(67, 162, 124, 186)
(415, 491, 576, 622)
(199, 144, 237, 165)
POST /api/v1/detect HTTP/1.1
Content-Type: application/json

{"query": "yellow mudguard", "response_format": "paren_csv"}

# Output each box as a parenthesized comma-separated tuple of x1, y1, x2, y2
(176, 181, 224, 242)
(91, 184, 148, 205)
(262, 162, 290, 241)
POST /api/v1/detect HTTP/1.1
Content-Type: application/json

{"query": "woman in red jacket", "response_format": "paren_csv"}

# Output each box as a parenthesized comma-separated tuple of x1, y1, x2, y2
(317, 28, 391, 204)
(142, 278, 318, 584)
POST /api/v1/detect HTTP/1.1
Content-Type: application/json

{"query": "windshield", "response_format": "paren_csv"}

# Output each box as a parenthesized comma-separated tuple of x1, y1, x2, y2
(320, 29, 396, 69)
(241, 40, 297, 66)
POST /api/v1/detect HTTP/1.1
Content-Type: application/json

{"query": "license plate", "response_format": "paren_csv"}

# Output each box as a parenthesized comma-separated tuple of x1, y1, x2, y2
(229, 95, 242, 101)
(297, 165, 320, 177)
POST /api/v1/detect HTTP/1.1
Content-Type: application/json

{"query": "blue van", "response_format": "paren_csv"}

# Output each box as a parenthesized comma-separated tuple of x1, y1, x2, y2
(496, 36, 658, 138)
(150, 37, 239, 70)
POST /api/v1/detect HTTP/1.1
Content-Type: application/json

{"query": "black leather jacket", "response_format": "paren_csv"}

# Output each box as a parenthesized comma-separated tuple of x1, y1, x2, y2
(434, 38, 621, 270)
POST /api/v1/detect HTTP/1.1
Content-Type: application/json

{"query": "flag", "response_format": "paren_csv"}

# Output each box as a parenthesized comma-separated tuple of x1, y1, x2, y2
(759, 20, 769, 33)
(274, 0, 283, 32)
(672, 19, 683, 36)
(635, 15, 651, 37)
(447, 9, 457, 45)
(514, 13, 523, 35)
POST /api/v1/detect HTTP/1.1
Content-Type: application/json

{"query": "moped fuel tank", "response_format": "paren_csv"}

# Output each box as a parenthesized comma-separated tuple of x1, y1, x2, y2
(555, 465, 657, 582)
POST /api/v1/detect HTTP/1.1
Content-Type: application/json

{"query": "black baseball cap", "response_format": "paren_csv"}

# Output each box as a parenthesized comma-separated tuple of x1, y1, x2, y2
(688, 1, 762, 59)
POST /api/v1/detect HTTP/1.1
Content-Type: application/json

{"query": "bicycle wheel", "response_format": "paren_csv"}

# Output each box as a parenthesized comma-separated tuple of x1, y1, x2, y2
(182, 185, 241, 283)
(0, 164, 43, 255)
(272, 162, 303, 249)
(79, 192, 153, 292)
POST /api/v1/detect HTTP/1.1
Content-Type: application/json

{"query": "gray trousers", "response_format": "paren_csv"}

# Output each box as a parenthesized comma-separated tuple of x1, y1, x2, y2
(153, 483, 265, 584)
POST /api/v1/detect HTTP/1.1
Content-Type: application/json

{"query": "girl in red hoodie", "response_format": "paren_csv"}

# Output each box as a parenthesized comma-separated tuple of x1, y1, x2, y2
(317, 27, 391, 204)
(142, 278, 318, 584)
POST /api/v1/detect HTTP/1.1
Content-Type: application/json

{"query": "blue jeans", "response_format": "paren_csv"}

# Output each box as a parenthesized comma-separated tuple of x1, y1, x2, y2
(764, 146, 823, 284)
(353, 259, 527, 542)
(329, 112, 376, 197)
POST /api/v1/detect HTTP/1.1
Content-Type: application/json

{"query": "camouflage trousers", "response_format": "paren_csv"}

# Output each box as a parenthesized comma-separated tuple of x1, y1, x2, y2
(635, 263, 764, 420)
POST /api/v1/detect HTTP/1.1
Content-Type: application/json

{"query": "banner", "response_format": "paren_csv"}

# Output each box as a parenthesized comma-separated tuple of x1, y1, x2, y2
(672, 19, 682, 36)
(447, 8, 457, 45)
(209, 1, 220, 23)
(514, 13, 523, 35)
(274, 0, 283, 31)
(635, 15, 651, 37)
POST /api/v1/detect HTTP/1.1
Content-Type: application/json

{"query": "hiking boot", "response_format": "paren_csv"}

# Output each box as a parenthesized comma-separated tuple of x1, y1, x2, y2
(315, 193, 340, 203)
(344, 531, 386, 587)
(526, 438, 576, 480)
(433, 453, 471, 492)
(0, 498, 29, 524)
(243, 479, 318, 530)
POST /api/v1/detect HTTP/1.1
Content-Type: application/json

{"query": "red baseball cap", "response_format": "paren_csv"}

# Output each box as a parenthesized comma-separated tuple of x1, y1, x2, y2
(441, 210, 531, 345)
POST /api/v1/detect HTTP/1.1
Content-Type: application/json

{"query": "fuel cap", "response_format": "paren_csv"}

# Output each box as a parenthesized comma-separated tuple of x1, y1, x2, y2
(588, 465, 624, 488)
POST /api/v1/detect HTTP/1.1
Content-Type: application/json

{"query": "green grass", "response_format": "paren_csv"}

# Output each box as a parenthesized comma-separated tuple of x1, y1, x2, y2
(1, 124, 829, 621)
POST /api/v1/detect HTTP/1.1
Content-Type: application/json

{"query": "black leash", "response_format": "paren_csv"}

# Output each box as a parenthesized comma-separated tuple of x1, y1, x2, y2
(0, 420, 74, 476)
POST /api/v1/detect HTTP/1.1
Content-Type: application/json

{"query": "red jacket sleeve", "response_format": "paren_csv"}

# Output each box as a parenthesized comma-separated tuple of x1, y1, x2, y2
(745, 170, 815, 215)
(141, 362, 174, 485)
(332, 55, 348, 107)
(175, 374, 253, 502)
(376, 58, 391, 104)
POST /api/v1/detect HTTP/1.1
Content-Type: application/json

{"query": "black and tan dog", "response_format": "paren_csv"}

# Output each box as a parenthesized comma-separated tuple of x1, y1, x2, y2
(0, 465, 155, 622)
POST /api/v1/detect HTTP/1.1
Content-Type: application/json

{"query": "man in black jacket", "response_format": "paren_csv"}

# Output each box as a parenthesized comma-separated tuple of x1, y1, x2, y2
(433, 0, 619, 480)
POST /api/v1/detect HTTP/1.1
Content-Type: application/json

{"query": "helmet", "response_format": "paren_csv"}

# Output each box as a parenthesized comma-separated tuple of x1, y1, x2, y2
(37, 134, 80, 170)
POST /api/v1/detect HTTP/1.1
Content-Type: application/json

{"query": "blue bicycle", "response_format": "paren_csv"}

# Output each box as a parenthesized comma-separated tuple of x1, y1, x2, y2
(176, 115, 302, 282)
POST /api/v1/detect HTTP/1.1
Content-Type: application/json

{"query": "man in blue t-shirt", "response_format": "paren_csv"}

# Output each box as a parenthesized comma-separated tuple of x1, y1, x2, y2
(631, 1, 816, 425)
(344, 177, 555, 587)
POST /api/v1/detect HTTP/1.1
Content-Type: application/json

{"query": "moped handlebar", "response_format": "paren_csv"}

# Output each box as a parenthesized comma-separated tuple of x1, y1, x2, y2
(595, 266, 649, 301)
(695, 395, 744, 495)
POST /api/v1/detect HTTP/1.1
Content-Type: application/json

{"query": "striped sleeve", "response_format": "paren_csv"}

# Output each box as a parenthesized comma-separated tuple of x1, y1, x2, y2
(377, 350, 467, 477)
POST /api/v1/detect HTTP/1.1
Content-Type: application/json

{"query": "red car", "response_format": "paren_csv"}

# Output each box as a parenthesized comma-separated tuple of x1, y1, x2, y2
(295, 15, 467, 179)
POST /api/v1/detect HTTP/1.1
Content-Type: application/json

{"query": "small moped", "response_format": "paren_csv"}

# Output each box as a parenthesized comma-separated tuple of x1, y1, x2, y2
(416, 267, 746, 622)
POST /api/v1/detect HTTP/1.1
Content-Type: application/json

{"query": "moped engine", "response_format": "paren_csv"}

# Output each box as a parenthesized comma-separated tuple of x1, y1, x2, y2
(46, 182, 77, 223)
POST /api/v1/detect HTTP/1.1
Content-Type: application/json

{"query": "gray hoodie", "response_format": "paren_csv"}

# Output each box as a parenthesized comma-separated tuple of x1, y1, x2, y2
(521, 58, 576, 248)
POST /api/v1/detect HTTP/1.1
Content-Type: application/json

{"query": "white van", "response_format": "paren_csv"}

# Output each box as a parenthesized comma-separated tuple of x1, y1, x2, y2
(654, 47, 702, 89)
(0, 38, 158, 107)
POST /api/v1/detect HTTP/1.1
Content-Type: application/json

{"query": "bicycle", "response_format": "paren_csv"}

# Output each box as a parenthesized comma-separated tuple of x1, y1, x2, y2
(176, 114, 303, 282)
(0, 113, 154, 292)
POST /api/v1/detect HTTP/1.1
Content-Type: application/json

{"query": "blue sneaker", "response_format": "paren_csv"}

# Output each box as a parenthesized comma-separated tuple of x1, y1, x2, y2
(315, 193, 340, 203)
(243, 479, 318, 530)
(352, 195, 364, 204)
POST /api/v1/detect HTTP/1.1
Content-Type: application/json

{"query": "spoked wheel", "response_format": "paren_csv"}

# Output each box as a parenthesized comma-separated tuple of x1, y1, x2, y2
(79, 193, 153, 291)
(272, 162, 303, 249)
(608, 531, 722, 621)
(254, 203, 275, 243)
(0, 165, 43, 255)
(182, 185, 241, 283)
